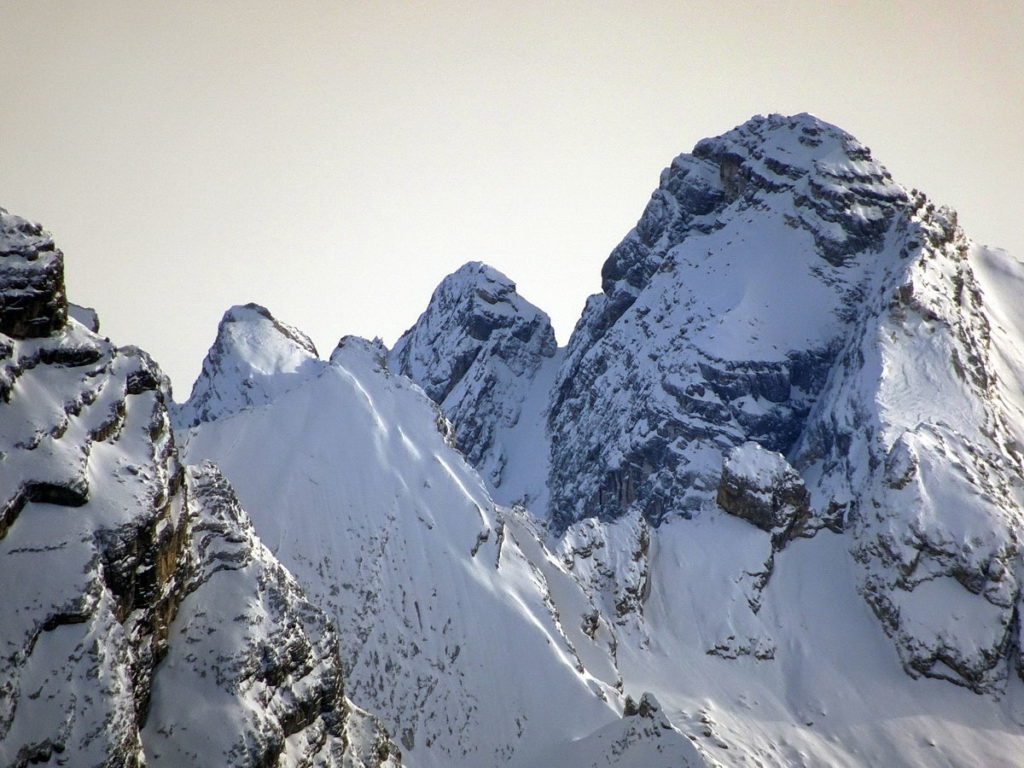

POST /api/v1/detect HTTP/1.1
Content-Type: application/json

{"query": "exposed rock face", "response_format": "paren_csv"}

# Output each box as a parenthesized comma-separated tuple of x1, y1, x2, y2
(541, 114, 1024, 694)
(0, 208, 67, 338)
(389, 261, 556, 486)
(173, 302, 325, 428)
(546, 113, 908, 530)
(144, 463, 401, 767)
(717, 441, 811, 541)
(557, 511, 652, 631)
(0, 211, 401, 767)
(11, 112, 1024, 767)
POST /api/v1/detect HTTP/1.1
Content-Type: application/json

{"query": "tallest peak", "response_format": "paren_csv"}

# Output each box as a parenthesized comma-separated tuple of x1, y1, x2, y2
(690, 112, 880, 182)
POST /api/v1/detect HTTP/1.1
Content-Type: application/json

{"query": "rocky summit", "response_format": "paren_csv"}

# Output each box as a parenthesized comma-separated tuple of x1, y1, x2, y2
(388, 261, 557, 489)
(6, 113, 1024, 767)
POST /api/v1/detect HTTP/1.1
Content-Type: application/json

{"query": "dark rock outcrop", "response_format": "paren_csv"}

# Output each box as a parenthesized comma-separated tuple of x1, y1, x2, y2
(716, 441, 811, 542)
(0, 209, 67, 338)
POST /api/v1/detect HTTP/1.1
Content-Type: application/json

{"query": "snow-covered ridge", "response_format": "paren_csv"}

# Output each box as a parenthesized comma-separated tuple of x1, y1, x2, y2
(179, 318, 630, 768)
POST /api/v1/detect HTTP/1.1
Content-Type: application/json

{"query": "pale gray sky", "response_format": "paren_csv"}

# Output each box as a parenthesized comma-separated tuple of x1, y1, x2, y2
(3, 1, 1021, 394)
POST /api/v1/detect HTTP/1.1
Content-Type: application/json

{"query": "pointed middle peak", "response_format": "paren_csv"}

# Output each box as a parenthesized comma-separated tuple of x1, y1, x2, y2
(173, 303, 324, 428)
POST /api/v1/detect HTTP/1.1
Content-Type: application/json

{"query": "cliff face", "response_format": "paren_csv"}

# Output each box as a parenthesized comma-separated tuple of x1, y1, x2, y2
(0, 208, 400, 768)
(546, 113, 909, 531)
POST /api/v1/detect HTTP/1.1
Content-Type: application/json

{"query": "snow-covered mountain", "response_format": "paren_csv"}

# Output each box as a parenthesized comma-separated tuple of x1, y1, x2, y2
(7, 111, 1024, 768)
(174, 311, 641, 768)
(383, 113, 1024, 765)
(388, 261, 558, 498)
(0, 208, 399, 767)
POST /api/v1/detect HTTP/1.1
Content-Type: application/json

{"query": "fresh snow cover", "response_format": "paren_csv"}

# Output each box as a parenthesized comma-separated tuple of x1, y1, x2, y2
(546, 112, 909, 531)
(172, 302, 325, 428)
(11, 110, 1024, 768)
(177, 330, 629, 768)
(722, 440, 793, 484)
(534, 693, 704, 767)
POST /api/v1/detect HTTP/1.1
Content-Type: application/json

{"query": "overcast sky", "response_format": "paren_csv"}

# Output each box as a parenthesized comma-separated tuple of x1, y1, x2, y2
(3, 1, 1021, 395)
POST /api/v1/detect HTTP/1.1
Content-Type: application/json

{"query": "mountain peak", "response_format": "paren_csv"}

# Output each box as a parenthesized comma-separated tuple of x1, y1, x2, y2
(548, 113, 924, 530)
(417, 261, 542, 348)
(389, 261, 556, 487)
(173, 302, 323, 428)
(218, 302, 319, 361)
(0, 207, 67, 338)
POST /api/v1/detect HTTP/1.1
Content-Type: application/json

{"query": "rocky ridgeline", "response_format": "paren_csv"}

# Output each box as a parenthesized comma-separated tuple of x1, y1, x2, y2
(0, 208, 400, 767)
(389, 261, 555, 487)
(393, 115, 1024, 696)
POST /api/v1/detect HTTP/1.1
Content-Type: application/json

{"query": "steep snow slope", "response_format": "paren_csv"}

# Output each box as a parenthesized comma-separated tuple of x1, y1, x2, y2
(389, 262, 556, 493)
(173, 302, 324, 429)
(0, 208, 399, 767)
(176, 322, 648, 768)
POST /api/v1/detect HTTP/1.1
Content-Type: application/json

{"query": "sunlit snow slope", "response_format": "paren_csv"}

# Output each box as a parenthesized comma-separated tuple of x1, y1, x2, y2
(176, 316, 658, 768)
